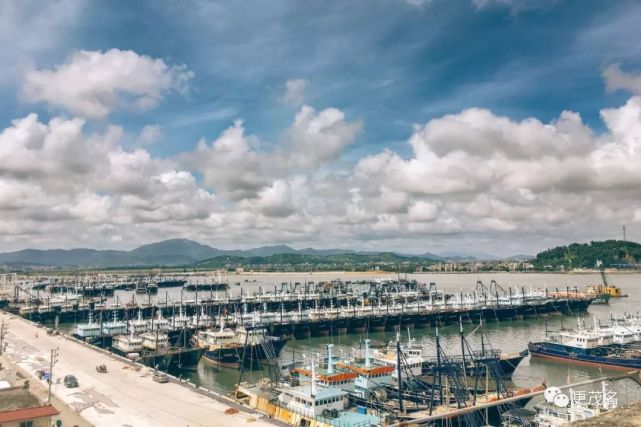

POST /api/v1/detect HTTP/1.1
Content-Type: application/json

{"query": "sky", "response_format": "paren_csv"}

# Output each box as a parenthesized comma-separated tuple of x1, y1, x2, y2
(1, 0, 641, 256)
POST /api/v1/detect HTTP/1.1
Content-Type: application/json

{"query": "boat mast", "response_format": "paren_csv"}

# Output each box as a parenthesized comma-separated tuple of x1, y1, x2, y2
(396, 332, 404, 414)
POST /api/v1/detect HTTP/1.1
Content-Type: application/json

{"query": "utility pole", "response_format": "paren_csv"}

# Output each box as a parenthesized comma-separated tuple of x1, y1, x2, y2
(623, 225, 627, 242)
(48, 348, 59, 404)
(0, 320, 8, 355)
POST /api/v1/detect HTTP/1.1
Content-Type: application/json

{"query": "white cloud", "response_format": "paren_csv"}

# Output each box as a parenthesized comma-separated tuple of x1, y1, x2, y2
(22, 49, 194, 119)
(188, 105, 361, 200)
(0, 113, 216, 249)
(138, 124, 162, 145)
(284, 105, 362, 168)
(281, 79, 308, 106)
(603, 64, 641, 96)
(3, 88, 641, 253)
(405, 0, 433, 7)
(408, 201, 439, 222)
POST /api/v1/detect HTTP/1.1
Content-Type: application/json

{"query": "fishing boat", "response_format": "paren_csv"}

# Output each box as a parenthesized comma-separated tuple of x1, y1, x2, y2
(112, 330, 144, 356)
(101, 311, 127, 336)
(236, 354, 380, 427)
(193, 325, 288, 368)
(529, 319, 641, 370)
(72, 311, 102, 339)
(193, 324, 241, 368)
(190, 306, 214, 328)
(128, 310, 149, 334)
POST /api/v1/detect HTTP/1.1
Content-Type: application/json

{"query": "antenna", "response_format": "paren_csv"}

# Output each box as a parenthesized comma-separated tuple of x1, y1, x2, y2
(623, 225, 627, 242)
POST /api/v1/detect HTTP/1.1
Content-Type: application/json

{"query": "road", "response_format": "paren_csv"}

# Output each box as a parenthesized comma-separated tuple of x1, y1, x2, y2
(0, 311, 276, 427)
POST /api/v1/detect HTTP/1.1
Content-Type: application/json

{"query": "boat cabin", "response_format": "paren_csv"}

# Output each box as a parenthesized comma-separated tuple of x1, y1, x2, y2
(612, 327, 636, 345)
(113, 333, 144, 353)
(74, 321, 102, 338)
(557, 331, 600, 350)
(140, 332, 170, 350)
(278, 385, 347, 418)
(194, 328, 237, 349)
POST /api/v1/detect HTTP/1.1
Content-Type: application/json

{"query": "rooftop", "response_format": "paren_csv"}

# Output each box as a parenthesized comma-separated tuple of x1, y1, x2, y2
(0, 406, 60, 423)
(0, 388, 42, 412)
(0, 388, 60, 423)
(323, 411, 380, 427)
(280, 384, 347, 400)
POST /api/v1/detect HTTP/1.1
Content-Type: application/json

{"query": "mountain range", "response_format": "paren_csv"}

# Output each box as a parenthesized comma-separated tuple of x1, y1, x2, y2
(0, 238, 524, 268)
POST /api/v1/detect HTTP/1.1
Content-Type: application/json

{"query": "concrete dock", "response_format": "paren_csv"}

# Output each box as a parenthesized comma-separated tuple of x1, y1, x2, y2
(0, 311, 277, 427)
(571, 402, 641, 426)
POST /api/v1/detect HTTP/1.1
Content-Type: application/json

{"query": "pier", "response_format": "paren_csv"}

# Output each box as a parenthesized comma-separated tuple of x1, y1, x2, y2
(0, 310, 277, 427)
(7, 281, 594, 338)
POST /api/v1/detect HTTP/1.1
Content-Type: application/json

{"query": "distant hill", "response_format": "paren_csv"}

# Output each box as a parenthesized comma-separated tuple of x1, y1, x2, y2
(195, 252, 435, 271)
(506, 254, 534, 261)
(0, 238, 507, 269)
(534, 240, 641, 269)
(0, 239, 439, 269)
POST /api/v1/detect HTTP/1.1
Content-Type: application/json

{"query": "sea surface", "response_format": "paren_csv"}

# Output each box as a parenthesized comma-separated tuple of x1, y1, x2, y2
(58, 272, 641, 407)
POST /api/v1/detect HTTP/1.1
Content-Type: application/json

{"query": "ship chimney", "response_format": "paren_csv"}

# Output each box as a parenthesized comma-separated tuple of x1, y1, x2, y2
(311, 355, 317, 396)
(327, 344, 334, 374)
(365, 339, 371, 368)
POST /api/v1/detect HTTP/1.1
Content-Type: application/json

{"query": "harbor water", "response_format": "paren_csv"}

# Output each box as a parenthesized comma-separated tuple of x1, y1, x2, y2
(50, 272, 641, 406)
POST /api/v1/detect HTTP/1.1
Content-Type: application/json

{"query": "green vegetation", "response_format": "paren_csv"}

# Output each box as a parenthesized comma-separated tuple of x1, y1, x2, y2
(534, 240, 641, 269)
(195, 252, 437, 273)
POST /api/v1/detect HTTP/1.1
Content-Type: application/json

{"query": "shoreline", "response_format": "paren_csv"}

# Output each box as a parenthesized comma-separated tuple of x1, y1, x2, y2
(0, 311, 279, 427)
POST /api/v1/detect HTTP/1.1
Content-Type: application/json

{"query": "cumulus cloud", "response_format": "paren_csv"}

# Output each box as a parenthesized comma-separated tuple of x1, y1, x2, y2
(3, 83, 641, 253)
(22, 49, 193, 119)
(352, 95, 641, 246)
(284, 105, 362, 168)
(138, 124, 163, 145)
(188, 105, 361, 200)
(0, 113, 216, 248)
(603, 64, 641, 96)
(281, 79, 308, 106)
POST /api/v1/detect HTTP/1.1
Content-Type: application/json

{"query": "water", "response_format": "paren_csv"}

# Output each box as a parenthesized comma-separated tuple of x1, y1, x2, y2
(49, 272, 641, 405)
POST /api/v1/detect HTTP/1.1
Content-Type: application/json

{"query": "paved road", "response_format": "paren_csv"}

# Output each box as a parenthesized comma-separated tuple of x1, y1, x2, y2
(0, 311, 275, 427)
(1, 352, 92, 427)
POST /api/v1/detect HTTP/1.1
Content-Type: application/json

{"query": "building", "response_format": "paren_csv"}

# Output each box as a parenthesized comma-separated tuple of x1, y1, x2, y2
(0, 387, 60, 427)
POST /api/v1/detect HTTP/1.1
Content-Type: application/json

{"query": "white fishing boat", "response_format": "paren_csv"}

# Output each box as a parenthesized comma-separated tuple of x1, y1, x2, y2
(140, 331, 170, 351)
(190, 306, 214, 328)
(170, 306, 190, 329)
(73, 311, 102, 339)
(101, 311, 127, 336)
(113, 330, 144, 354)
(149, 309, 171, 332)
(128, 310, 149, 334)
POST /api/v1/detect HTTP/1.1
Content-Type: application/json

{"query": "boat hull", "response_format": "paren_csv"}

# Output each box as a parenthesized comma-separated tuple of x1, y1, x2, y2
(528, 342, 641, 371)
(201, 337, 288, 368)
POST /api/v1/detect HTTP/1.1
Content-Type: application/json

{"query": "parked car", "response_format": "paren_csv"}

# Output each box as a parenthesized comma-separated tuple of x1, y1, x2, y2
(63, 375, 79, 388)
(152, 372, 169, 383)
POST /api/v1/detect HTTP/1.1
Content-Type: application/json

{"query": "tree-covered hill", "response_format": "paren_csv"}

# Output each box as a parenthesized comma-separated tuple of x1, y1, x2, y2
(195, 252, 437, 272)
(534, 240, 641, 269)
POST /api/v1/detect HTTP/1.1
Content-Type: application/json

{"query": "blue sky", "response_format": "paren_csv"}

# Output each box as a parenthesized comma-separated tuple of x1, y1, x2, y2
(2, 0, 641, 254)
(5, 0, 639, 157)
